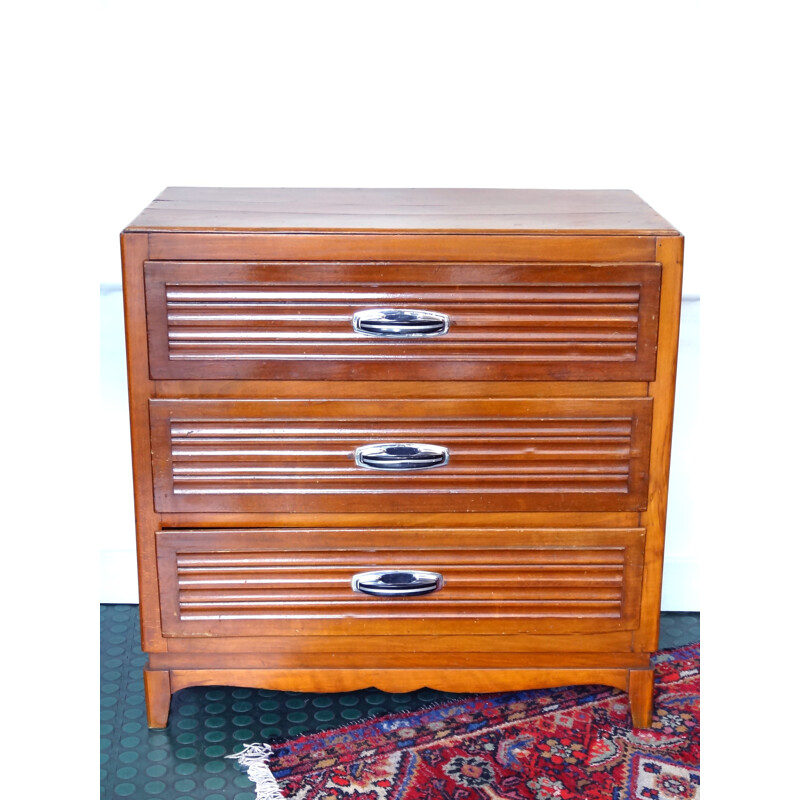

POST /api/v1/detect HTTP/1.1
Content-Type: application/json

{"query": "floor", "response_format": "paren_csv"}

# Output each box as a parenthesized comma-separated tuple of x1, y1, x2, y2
(100, 604, 699, 799)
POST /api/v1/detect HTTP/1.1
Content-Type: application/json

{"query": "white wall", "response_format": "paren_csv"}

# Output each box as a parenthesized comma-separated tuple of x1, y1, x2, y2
(25, 0, 794, 616)
(87, 0, 720, 607)
(14, 0, 799, 786)
(661, 298, 698, 610)
(99, 285, 139, 602)
(88, 1, 714, 291)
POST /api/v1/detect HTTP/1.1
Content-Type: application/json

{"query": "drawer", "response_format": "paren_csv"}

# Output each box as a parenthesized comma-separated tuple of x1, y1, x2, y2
(150, 396, 652, 514)
(144, 260, 661, 381)
(156, 527, 646, 638)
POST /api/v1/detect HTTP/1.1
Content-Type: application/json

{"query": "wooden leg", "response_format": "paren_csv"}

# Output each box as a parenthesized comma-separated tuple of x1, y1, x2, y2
(628, 668, 655, 728)
(144, 669, 172, 729)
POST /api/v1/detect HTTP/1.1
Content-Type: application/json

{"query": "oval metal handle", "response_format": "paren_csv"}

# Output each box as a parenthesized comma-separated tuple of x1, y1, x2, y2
(354, 443, 449, 471)
(352, 570, 444, 597)
(352, 308, 449, 337)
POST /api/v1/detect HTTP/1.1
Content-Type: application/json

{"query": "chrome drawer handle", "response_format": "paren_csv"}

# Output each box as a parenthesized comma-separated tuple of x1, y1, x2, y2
(354, 443, 449, 470)
(352, 570, 444, 597)
(352, 308, 449, 337)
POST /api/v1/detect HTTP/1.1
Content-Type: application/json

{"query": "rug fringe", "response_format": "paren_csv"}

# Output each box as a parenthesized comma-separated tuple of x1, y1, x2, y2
(226, 742, 285, 800)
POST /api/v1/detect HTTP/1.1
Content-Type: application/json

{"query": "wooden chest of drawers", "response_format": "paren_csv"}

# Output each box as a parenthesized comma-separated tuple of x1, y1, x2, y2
(120, 187, 683, 729)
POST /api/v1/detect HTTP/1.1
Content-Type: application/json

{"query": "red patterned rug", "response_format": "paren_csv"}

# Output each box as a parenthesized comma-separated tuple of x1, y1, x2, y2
(229, 643, 699, 800)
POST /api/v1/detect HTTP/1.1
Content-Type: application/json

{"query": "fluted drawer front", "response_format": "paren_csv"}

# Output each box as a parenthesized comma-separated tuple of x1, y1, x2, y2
(144, 261, 661, 381)
(150, 397, 652, 513)
(156, 527, 646, 637)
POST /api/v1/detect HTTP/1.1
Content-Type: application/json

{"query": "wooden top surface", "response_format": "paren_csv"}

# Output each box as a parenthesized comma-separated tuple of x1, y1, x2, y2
(124, 188, 679, 235)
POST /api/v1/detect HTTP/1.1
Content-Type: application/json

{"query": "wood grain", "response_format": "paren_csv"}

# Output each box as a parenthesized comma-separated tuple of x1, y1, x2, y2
(121, 188, 682, 728)
(628, 668, 656, 728)
(120, 233, 166, 652)
(168, 667, 632, 698)
(152, 380, 650, 400)
(161, 629, 638, 655)
(144, 260, 661, 381)
(143, 669, 171, 729)
(149, 650, 651, 669)
(154, 527, 645, 638)
(147, 232, 657, 263)
(126, 188, 678, 234)
(635, 236, 684, 652)
(148, 396, 654, 514)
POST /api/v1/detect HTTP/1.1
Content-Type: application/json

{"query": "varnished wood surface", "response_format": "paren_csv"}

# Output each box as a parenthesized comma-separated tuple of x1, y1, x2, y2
(144, 260, 661, 382)
(152, 380, 651, 400)
(144, 663, 638, 729)
(120, 188, 683, 729)
(635, 237, 684, 652)
(628, 669, 656, 728)
(121, 233, 167, 653)
(149, 650, 651, 669)
(148, 396, 653, 514)
(156, 511, 643, 530)
(162, 629, 637, 655)
(147, 233, 657, 263)
(155, 527, 645, 638)
(125, 188, 679, 235)
(167, 666, 632, 696)
(143, 669, 171, 729)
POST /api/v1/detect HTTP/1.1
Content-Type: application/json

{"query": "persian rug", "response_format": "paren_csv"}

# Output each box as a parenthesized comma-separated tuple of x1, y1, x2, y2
(229, 643, 699, 800)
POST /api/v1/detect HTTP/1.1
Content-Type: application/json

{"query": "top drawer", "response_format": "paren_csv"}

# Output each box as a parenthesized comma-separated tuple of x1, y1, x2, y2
(144, 261, 661, 382)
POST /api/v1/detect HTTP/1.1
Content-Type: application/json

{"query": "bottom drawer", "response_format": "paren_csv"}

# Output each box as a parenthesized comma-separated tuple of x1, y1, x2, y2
(156, 527, 645, 638)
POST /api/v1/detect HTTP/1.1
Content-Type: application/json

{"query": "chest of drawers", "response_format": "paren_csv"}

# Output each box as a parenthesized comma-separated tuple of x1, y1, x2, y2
(120, 187, 683, 729)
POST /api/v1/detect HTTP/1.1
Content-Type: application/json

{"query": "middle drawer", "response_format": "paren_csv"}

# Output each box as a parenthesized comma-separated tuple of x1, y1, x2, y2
(150, 397, 652, 514)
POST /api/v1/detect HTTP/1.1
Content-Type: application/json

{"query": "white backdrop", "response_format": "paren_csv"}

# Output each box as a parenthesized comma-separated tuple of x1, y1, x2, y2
(92, 0, 708, 609)
(8, 2, 797, 790)
(13, 0, 800, 631)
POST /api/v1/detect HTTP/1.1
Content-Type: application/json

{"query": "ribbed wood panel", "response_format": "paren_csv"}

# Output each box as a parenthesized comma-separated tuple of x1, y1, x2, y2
(144, 261, 661, 380)
(156, 528, 646, 637)
(149, 397, 653, 513)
